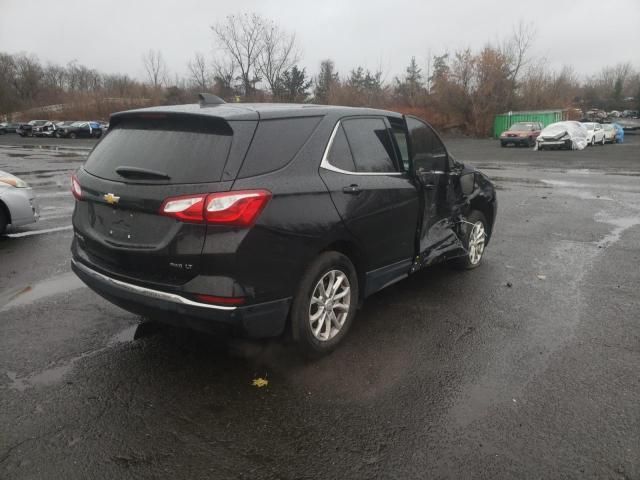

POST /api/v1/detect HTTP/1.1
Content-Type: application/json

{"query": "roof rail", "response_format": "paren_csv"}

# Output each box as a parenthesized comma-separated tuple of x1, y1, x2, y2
(198, 93, 226, 107)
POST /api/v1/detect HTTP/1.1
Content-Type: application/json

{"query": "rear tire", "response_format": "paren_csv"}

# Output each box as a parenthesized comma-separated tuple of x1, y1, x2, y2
(451, 211, 488, 270)
(290, 251, 359, 357)
(69, 132, 77, 139)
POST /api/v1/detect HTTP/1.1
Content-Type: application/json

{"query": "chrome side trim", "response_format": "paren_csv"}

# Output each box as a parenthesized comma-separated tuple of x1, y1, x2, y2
(320, 120, 403, 176)
(71, 259, 237, 311)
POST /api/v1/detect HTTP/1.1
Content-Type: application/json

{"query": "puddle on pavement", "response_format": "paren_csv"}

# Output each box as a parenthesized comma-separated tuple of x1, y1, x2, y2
(0, 271, 85, 311)
(5, 324, 138, 392)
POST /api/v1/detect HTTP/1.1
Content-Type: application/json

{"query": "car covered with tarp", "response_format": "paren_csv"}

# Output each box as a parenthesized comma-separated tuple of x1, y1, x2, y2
(535, 121, 588, 151)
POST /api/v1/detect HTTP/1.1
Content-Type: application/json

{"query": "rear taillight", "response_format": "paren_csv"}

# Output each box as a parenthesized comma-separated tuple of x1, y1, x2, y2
(160, 194, 206, 223)
(160, 190, 271, 226)
(71, 174, 82, 200)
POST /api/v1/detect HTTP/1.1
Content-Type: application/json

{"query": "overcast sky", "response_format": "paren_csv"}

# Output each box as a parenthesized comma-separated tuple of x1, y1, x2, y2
(1, 0, 638, 83)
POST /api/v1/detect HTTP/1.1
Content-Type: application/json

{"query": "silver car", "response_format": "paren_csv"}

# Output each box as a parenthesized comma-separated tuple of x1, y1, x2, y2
(0, 170, 40, 233)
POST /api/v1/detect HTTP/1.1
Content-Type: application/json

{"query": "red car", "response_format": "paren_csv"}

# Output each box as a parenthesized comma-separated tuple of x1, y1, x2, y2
(500, 122, 543, 147)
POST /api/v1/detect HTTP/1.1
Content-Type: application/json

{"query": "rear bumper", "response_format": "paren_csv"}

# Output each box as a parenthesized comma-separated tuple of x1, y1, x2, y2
(71, 258, 290, 338)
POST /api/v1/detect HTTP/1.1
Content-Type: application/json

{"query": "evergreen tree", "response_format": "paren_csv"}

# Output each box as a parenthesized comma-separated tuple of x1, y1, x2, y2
(277, 65, 312, 102)
(314, 59, 339, 104)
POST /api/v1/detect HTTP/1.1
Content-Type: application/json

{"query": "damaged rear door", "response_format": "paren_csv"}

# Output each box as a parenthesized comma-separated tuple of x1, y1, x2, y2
(405, 116, 465, 268)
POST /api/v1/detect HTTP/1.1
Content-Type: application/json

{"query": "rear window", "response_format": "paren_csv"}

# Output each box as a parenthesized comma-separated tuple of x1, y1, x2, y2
(84, 115, 233, 184)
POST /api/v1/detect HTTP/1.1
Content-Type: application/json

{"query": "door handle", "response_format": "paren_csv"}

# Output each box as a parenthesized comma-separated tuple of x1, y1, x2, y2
(342, 184, 361, 194)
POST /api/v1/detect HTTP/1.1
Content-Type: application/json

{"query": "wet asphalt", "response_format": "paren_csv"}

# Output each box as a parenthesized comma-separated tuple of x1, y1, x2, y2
(1, 133, 639, 479)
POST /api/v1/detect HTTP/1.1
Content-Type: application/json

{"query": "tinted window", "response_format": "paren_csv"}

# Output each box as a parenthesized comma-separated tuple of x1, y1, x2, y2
(327, 125, 356, 171)
(84, 115, 233, 184)
(407, 117, 448, 172)
(342, 118, 397, 173)
(389, 123, 410, 171)
(239, 116, 321, 178)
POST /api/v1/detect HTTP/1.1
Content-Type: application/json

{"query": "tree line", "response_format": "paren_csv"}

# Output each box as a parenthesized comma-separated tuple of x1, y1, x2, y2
(1, 14, 638, 135)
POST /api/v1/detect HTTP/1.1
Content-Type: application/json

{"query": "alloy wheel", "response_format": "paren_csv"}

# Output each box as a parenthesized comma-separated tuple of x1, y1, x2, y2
(468, 221, 486, 265)
(309, 269, 351, 341)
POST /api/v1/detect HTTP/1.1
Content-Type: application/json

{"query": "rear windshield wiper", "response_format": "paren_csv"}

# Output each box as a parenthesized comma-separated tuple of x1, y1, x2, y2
(115, 166, 171, 180)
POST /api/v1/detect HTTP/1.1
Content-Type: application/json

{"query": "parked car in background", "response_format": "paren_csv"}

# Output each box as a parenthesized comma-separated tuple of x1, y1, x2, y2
(602, 124, 617, 143)
(0, 170, 40, 234)
(499, 122, 542, 147)
(0, 122, 21, 134)
(33, 121, 57, 137)
(71, 99, 497, 355)
(536, 121, 589, 150)
(17, 120, 50, 137)
(57, 121, 103, 139)
(613, 123, 624, 143)
(54, 121, 76, 137)
(581, 122, 606, 145)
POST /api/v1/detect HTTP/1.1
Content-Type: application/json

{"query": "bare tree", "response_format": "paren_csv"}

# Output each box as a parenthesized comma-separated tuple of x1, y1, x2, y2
(142, 49, 168, 88)
(12, 54, 42, 102)
(502, 20, 536, 108)
(187, 52, 210, 90)
(212, 56, 237, 98)
(257, 20, 299, 97)
(503, 21, 536, 80)
(211, 13, 265, 96)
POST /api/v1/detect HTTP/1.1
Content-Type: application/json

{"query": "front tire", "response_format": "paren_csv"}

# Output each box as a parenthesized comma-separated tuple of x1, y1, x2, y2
(69, 132, 77, 139)
(452, 211, 488, 270)
(290, 251, 359, 357)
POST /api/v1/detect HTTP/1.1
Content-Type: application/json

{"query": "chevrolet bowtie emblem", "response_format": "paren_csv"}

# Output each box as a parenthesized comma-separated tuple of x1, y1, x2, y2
(104, 193, 120, 205)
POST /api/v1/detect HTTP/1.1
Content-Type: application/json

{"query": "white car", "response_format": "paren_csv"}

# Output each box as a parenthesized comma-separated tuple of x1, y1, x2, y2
(0, 170, 40, 234)
(536, 121, 589, 151)
(581, 122, 606, 145)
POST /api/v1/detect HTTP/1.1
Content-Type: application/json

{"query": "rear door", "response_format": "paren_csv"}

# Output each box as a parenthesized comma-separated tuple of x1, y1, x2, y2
(73, 113, 256, 285)
(406, 116, 464, 266)
(319, 116, 419, 294)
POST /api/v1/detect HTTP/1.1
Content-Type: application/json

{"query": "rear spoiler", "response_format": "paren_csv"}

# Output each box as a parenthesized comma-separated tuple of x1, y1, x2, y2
(108, 111, 233, 135)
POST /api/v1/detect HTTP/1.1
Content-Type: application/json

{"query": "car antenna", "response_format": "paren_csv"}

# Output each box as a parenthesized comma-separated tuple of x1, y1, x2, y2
(198, 93, 226, 107)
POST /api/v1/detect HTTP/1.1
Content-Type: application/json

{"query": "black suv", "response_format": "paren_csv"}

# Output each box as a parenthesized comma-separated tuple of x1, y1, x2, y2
(71, 95, 497, 355)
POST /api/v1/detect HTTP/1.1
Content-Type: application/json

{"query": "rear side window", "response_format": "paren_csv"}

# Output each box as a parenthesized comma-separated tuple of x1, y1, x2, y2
(238, 116, 321, 178)
(84, 115, 233, 184)
(342, 118, 397, 173)
(327, 125, 356, 171)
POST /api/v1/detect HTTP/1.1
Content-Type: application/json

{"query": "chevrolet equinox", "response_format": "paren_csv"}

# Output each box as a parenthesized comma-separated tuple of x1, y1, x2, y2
(71, 94, 497, 355)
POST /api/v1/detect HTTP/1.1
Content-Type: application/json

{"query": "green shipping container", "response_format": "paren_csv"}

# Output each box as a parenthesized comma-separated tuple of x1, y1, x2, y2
(493, 110, 566, 138)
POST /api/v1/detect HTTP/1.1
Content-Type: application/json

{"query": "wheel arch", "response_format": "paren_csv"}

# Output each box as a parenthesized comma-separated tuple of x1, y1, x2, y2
(319, 239, 366, 303)
(469, 199, 495, 245)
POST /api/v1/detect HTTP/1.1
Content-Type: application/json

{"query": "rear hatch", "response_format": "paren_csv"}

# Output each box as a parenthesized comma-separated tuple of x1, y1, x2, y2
(72, 112, 256, 286)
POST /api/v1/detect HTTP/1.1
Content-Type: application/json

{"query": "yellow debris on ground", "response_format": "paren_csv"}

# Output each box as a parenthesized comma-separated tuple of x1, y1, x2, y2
(252, 378, 268, 388)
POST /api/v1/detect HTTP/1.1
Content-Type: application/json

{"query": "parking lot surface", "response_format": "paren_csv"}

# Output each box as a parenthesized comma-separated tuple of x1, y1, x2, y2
(1, 133, 639, 479)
